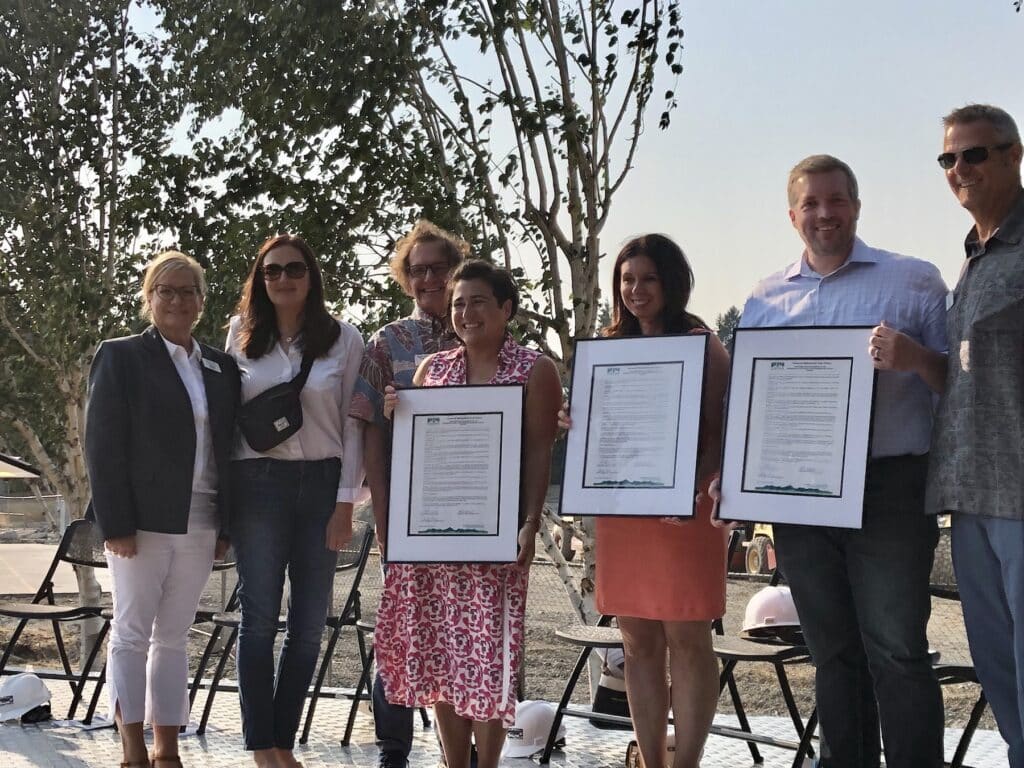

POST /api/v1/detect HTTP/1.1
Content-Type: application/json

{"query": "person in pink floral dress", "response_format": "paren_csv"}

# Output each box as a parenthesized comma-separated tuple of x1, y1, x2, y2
(377, 260, 562, 768)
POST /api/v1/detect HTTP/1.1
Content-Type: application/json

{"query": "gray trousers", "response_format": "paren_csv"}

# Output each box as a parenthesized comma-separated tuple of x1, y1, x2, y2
(952, 513, 1024, 768)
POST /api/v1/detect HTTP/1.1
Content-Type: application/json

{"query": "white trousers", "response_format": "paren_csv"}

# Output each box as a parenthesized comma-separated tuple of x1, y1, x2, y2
(105, 496, 217, 726)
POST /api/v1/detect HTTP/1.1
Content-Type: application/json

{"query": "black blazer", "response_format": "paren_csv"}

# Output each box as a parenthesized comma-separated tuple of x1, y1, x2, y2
(85, 326, 240, 540)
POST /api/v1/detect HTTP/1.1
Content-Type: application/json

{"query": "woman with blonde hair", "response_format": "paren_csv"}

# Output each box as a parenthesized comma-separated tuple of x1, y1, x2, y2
(86, 250, 240, 767)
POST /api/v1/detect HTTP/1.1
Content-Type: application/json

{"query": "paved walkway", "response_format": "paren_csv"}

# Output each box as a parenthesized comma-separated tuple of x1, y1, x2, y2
(0, 681, 1011, 767)
(0, 544, 112, 596)
(0, 539, 1010, 766)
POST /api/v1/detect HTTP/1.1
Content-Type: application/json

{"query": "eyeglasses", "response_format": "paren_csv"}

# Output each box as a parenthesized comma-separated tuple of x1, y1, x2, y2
(153, 284, 200, 301)
(936, 143, 1013, 170)
(260, 261, 309, 281)
(407, 262, 451, 280)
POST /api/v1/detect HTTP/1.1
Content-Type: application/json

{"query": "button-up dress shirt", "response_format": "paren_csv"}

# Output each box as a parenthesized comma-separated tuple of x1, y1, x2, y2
(928, 189, 1024, 519)
(162, 334, 218, 496)
(226, 316, 365, 503)
(349, 306, 458, 426)
(740, 237, 948, 458)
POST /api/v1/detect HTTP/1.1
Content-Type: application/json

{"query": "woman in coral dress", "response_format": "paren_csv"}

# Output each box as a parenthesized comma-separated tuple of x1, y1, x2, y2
(563, 235, 729, 768)
(376, 259, 562, 768)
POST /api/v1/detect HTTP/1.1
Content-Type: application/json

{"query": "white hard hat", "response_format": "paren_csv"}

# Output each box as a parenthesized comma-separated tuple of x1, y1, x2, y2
(0, 673, 51, 722)
(740, 586, 802, 641)
(502, 700, 565, 758)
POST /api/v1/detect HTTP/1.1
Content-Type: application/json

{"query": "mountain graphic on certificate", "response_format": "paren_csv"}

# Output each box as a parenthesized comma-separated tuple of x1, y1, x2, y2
(591, 479, 669, 488)
(753, 484, 834, 496)
(419, 526, 489, 535)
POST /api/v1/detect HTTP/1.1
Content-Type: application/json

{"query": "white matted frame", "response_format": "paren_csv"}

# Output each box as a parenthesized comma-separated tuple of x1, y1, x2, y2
(719, 326, 876, 529)
(387, 384, 524, 563)
(559, 334, 708, 518)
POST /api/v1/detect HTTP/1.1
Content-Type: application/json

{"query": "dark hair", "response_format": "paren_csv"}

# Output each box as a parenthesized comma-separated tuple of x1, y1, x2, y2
(604, 234, 707, 338)
(233, 234, 341, 359)
(446, 258, 519, 320)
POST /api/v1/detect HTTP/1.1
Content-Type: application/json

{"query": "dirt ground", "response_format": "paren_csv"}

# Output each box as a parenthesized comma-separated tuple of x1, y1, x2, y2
(0, 546, 993, 732)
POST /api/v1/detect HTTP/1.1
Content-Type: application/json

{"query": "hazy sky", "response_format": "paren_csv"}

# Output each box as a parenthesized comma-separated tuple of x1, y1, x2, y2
(143, 1, 1024, 326)
(597, 0, 1024, 323)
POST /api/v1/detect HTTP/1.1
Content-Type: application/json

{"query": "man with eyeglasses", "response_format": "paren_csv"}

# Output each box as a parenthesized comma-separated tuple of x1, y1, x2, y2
(349, 219, 469, 768)
(928, 103, 1024, 768)
(732, 154, 948, 768)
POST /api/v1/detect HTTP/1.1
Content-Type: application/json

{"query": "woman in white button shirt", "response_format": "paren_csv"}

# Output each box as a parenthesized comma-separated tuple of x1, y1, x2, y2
(226, 234, 364, 768)
(85, 251, 240, 768)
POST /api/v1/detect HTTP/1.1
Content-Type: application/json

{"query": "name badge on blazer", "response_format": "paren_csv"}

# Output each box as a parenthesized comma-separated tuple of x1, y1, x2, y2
(202, 358, 222, 373)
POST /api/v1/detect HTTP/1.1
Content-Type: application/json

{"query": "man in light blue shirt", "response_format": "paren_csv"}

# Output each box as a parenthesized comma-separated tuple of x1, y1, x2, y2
(739, 155, 947, 768)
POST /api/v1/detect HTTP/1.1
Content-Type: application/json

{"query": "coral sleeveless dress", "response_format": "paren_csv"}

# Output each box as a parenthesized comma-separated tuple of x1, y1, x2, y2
(595, 487, 727, 621)
(375, 336, 539, 726)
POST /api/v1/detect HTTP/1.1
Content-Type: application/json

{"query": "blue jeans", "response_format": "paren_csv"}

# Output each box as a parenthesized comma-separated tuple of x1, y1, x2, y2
(231, 457, 340, 751)
(773, 454, 943, 768)
(952, 513, 1024, 768)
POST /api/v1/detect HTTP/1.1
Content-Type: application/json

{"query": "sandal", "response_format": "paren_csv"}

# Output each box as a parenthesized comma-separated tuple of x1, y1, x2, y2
(150, 757, 184, 767)
(120, 762, 149, 768)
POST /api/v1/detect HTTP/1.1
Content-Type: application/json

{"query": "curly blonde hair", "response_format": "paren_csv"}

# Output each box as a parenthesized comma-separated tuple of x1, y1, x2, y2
(390, 219, 471, 293)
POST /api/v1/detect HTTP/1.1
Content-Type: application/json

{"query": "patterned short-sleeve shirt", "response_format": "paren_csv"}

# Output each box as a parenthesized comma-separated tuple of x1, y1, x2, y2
(927, 189, 1024, 519)
(349, 307, 458, 426)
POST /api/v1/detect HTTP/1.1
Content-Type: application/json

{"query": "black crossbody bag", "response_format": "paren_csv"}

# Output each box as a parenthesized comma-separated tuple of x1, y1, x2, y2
(237, 353, 315, 452)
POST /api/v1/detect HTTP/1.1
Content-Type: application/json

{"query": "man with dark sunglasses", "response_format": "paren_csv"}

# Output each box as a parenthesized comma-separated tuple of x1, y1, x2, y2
(732, 154, 948, 768)
(928, 103, 1024, 768)
(349, 219, 468, 768)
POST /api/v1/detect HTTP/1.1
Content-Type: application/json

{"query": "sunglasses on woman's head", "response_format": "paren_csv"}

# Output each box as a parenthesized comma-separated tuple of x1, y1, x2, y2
(260, 261, 309, 281)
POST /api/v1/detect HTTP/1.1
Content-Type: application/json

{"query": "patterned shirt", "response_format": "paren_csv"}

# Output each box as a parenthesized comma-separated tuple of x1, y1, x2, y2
(928, 189, 1024, 519)
(740, 237, 948, 458)
(349, 306, 458, 426)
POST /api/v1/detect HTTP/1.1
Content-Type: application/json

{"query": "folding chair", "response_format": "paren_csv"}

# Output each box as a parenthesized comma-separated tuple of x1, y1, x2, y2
(540, 532, 817, 768)
(930, 525, 987, 768)
(342, 619, 431, 748)
(0, 519, 109, 719)
(711, 567, 817, 766)
(299, 521, 375, 743)
(195, 520, 374, 737)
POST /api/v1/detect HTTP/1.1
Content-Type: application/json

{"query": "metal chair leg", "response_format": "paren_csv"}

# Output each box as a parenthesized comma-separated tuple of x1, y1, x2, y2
(540, 644, 594, 764)
(197, 625, 238, 736)
(189, 624, 225, 710)
(343, 645, 374, 747)
(721, 659, 763, 765)
(790, 707, 817, 768)
(51, 620, 77, 699)
(300, 622, 344, 744)
(0, 618, 29, 673)
(83, 659, 107, 725)
(775, 662, 814, 759)
(951, 691, 987, 768)
(68, 619, 110, 720)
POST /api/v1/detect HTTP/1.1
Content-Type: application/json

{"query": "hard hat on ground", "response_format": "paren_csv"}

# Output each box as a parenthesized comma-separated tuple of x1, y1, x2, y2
(0, 673, 51, 722)
(502, 700, 565, 758)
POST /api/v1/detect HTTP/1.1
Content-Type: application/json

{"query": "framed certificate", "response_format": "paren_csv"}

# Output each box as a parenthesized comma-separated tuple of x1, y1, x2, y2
(559, 334, 708, 518)
(718, 326, 876, 529)
(387, 384, 523, 563)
